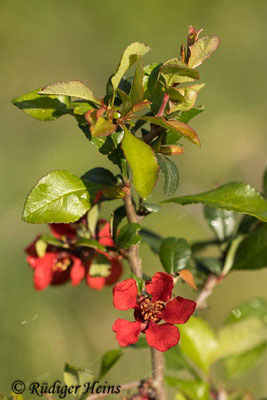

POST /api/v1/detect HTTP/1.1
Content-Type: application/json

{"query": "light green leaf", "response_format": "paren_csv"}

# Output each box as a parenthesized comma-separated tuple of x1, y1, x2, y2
(87, 204, 99, 237)
(121, 127, 159, 198)
(67, 100, 93, 115)
(111, 42, 151, 91)
(165, 377, 209, 400)
(157, 154, 179, 196)
(117, 222, 141, 249)
(64, 363, 94, 397)
(39, 80, 98, 103)
(225, 342, 267, 380)
(22, 170, 90, 223)
(179, 317, 218, 373)
(160, 61, 200, 85)
(233, 223, 267, 270)
(164, 345, 199, 379)
(160, 237, 191, 273)
(99, 349, 123, 379)
(218, 317, 267, 358)
(35, 239, 47, 258)
(163, 182, 267, 222)
(166, 86, 185, 103)
(136, 116, 200, 146)
(90, 116, 117, 137)
(12, 89, 69, 121)
(204, 206, 237, 241)
(89, 253, 111, 277)
(188, 35, 220, 68)
(130, 60, 144, 105)
(224, 298, 267, 325)
(170, 84, 205, 112)
(41, 234, 65, 247)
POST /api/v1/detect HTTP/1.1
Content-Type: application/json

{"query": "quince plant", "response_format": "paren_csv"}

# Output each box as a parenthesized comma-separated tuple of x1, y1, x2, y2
(11, 26, 267, 400)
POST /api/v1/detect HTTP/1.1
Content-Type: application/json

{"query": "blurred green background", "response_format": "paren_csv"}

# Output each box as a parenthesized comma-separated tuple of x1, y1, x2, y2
(1, 0, 267, 397)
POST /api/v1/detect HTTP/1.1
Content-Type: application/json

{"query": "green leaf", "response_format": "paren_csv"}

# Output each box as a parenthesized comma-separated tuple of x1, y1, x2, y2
(224, 342, 267, 380)
(89, 253, 111, 277)
(166, 86, 185, 103)
(140, 228, 162, 254)
(163, 182, 267, 222)
(136, 116, 200, 146)
(170, 84, 205, 112)
(233, 223, 267, 270)
(188, 35, 220, 68)
(157, 155, 179, 196)
(117, 89, 132, 115)
(130, 274, 145, 294)
(82, 168, 117, 186)
(39, 80, 98, 103)
(224, 298, 267, 325)
(64, 362, 94, 397)
(121, 127, 159, 199)
(22, 170, 91, 223)
(179, 106, 204, 123)
(98, 349, 123, 379)
(179, 317, 218, 373)
(87, 204, 99, 237)
(195, 257, 223, 275)
(159, 237, 191, 273)
(204, 206, 237, 241)
(12, 89, 69, 121)
(160, 62, 200, 85)
(75, 238, 105, 252)
(67, 100, 94, 115)
(165, 377, 209, 400)
(164, 345, 199, 379)
(218, 317, 267, 358)
(110, 206, 127, 239)
(90, 116, 117, 137)
(129, 60, 144, 105)
(41, 234, 65, 247)
(35, 239, 47, 258)
(111, 42, 151, 91)
(117, 222, 141, 249)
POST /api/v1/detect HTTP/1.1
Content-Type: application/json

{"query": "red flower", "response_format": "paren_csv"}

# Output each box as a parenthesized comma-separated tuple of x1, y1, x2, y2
(112, 272, 196, 352)
(25, 221, 122, 291)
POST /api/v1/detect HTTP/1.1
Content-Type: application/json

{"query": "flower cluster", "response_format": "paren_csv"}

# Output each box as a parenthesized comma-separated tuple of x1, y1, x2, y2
(25, 220, 122, 291)
(112, 272, 196, 352)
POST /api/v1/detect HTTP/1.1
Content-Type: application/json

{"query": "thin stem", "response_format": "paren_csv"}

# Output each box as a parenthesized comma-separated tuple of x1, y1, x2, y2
(196, 274, 221, 310)
(123, 186, 167, 399)
(157, 92, 170, 117)
(86, 380, 140, 399)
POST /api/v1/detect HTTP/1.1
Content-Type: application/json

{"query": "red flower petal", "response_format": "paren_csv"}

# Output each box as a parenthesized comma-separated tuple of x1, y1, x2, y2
(33, 253, 56, 290)
(145, 322, 180, 352)
(146, 272, 174, 302)
(161, 296, 196, 324)
(113, 279, 138, 310)
(105, 257, 123, 285)
(112, 319, 142, 347)
(98, 221, 115, 247)
(70, 256, 85, 286)
(87, 275, 106, 290)
(49, 223, 76, 239)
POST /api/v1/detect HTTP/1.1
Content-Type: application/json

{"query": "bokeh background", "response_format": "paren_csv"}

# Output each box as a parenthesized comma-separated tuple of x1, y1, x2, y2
(1, 0, 266, 397)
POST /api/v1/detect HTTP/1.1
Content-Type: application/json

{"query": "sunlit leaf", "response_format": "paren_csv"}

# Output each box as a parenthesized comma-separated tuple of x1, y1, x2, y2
(121, 127, 159, 198)
(163, 182, 267, 222)
(130, 60, 144, 105)
(39, 80, 98, 102)
(165, 377, 209, 400)
(188, 35, 220, 69)
(160, 61, 200, 85)
(22, 170, 90, 223)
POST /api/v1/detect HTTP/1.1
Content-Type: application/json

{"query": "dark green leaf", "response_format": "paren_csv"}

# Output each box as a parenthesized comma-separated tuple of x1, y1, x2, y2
(179, 106, 204, 123)
(136, 116, 200, 146)
(165, 377, 209, 400)
(130, 60, 144, 105)
(22, 170, 91, 223)
(41, 234, 65, 247)
(162, 129, 182, 145)
(82, 168, 116, 186)
(110, 206, 126, 239)
(98, 349, 123, 379)
(179, 317, 218, 373)
(117, 89, 132, 115)
(140, 228, 162, 254)
(237, 214, 258, 234)
(130, 274, 145, 294)
(224, 298, 267, 325)
(224, 342, 267, 380)
(39, 80, 98, 103)
(233, 223, 267, 270)
(159, 237, 191, 273)
(204, 206, 237, 241)
(166, 87, 185, 103)
(195, 257, 223, 275)
(75, 238, 105, 251)
(111, 42, 150, 91)
(117, 222, 141, 248)
(163, 182, 267, 222)
(122, 127, 159, 199)
(188, 35, 220, 68)
(12, 89, 70, 121)
(157, 154, 179, 196)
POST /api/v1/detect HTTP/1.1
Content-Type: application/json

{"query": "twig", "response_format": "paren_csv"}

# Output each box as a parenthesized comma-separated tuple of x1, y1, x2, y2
(196, 274, 221, 310)
(86, 380, 140, 399)
(123, 187, 167, 400)
(156, 92, 170, 117)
